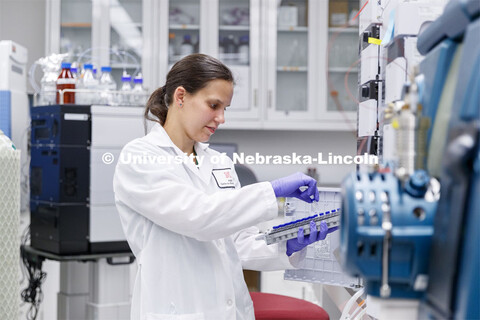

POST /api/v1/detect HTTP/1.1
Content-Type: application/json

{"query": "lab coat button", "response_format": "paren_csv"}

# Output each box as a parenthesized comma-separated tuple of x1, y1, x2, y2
(227, 299, 233, 306)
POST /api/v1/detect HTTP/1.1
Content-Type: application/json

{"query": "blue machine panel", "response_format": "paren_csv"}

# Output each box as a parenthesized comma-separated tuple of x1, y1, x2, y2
(30, 145, 90, 203)
(0, 90, 12, 137)
(31, 105, 91, 146)
(341, 171, 437, 299)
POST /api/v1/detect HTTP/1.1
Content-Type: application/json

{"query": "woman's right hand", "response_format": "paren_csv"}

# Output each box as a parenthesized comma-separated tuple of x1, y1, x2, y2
(270, 172, 319, 203)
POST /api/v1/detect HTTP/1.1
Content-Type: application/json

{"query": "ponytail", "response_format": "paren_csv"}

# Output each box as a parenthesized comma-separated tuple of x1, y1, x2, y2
(145, 86, 169, 126)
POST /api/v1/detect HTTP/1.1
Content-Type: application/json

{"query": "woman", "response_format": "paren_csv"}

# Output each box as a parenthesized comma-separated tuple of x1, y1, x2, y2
(113, 54, 331, 320)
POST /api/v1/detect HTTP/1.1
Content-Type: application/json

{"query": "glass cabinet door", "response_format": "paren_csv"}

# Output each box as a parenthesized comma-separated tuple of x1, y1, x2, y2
(324, 0, 359, 122)
(109, 0, 143, 82)
(218, 0, 259, 119)
(60, 0, 92, 57)
(168, 0, 201, 65)
(267, 0, 314, 120)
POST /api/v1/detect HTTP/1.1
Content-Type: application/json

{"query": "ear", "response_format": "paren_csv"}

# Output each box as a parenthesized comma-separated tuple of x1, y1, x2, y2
(173, 86, 186, 107)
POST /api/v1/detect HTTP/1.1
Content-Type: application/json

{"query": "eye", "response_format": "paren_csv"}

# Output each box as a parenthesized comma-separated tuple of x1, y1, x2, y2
(209, 103, 217, 109)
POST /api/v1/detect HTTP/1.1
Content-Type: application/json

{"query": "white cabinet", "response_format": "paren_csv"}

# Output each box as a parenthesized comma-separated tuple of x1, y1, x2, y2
(47, 0, 150, 90)
(226, 0, 358, 130)
(317, 0, 359, 131)
(157, 0, 262, 123)
(46, 0, 359, 131)
(265, 0, 315, 122)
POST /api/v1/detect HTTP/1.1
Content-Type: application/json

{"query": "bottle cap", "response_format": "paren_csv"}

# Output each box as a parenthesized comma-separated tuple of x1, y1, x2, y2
(71, 67, 78, 73)
(134, 78, 143, 84)
(184, 34, 191, 41)
(61, 62, 72, 69)
(101, 66, 112, 72)
(122, 75, 132, 82)
(84, 64, 93, 70)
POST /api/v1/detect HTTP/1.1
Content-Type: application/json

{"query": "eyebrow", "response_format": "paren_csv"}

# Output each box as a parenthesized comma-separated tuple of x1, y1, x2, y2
(210, 98, 228, 106)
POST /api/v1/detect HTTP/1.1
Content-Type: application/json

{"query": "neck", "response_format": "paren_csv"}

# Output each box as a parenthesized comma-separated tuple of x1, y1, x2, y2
(163, 120, 195, 154)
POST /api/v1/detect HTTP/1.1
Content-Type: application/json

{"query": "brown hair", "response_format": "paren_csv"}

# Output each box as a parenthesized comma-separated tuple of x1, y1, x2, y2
(145, 54, 234, 126)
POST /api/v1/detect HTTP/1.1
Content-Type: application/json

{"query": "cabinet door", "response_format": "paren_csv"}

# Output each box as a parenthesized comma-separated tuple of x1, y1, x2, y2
(216, 0, 261, 120)
(58, 0, 93, 57)
(168, 0, 201, 65)
(265, 0, 316, 121)
(108, 0, 144, 83)
(318, 0, 358, 128)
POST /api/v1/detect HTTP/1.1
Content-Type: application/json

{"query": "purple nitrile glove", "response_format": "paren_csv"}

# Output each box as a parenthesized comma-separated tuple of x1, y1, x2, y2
(270, 172, 319, 203)
(286, 221, 338, 256)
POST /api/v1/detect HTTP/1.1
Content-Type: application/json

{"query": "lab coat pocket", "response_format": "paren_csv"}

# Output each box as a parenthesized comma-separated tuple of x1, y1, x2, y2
(145, 312, 205, 320)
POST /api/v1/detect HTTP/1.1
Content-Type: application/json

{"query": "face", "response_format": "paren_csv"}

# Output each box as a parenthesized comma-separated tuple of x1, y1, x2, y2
(177, 79, 233, 143)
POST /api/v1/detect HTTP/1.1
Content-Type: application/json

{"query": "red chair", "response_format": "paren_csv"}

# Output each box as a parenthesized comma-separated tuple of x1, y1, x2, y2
(250, 292, 330, 320)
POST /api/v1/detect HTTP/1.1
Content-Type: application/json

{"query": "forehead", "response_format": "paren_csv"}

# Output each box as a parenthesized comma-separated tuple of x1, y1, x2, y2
(196, 79, 233, 98)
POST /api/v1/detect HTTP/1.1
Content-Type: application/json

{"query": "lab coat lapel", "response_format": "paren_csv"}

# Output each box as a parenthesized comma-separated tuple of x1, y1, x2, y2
(145, 124, 206, 182)
(195, 141, 214, 185)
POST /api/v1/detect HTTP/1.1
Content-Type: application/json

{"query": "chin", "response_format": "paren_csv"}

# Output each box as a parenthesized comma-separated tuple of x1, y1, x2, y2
(194, 133, 211, 143)
(199, 136, 211, 143)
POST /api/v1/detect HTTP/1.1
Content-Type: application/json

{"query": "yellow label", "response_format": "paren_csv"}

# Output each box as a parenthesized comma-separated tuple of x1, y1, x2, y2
(368, 37, 382, 45)
(392, 119, 399, 129)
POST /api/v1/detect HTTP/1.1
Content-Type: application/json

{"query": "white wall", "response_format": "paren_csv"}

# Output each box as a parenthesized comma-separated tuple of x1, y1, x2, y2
(209, 128, 357, 186)
(0, 0, 46, 93)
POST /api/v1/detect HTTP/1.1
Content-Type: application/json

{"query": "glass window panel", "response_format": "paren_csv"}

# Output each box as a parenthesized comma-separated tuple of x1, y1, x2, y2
(277, 72, 308, 112)
(169, 0, 200, 64)
(218, 0, 250, 66)
(60, 0, 92, 56)
(218, 0, 251, 111)
(276, 0, 308, 113)
(110, 0, 143, 69)
(327, 0, 359, 113)
(327, 72, 358, 112)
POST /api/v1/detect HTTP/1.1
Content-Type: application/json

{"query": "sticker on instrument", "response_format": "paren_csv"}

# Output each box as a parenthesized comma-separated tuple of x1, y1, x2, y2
(212, 168, 235, 189)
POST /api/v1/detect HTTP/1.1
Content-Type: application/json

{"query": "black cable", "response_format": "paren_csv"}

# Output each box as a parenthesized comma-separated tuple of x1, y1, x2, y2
(20, 233, 47, 320)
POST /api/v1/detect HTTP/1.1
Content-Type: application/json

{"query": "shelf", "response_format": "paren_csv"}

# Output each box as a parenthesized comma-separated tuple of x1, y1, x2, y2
(169, 24, 200, 30)
(219, 25, 249, 31)
(276, 66, 308, 72)
(278, 26, 308, 32)
(329, 27, 358, 34)
(61, 22, 92, 28)
(328, 67, 358, 73)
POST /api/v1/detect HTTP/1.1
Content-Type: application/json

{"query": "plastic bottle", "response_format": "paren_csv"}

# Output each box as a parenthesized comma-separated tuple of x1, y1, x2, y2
(99, 66, 117, 105)
(56, 62, 76, 104)
(70, 67, 78, 79)
(223, 35, 237, 63)
(179, 34, 194, 56)
(132, 73, 147, 106)
(238, 35, 249, 64)
(119, 73, 132, 105)
(77, 64, 99, 105)
(41, 69, 58, 105)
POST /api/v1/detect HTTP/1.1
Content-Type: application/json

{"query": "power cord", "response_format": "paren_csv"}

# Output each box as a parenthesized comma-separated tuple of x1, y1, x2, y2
(20, 229, 47, 320)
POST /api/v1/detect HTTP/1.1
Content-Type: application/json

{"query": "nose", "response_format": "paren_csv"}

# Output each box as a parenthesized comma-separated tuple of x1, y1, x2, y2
(215, 109, 225, 125)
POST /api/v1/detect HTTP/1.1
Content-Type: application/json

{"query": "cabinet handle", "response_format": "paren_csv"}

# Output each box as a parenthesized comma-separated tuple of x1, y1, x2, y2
(254, 89, 258, 107)
(268, 90, 272, 108)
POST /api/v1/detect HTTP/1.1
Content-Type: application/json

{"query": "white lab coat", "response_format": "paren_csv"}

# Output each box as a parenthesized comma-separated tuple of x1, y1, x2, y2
(113, 124, 305, 320)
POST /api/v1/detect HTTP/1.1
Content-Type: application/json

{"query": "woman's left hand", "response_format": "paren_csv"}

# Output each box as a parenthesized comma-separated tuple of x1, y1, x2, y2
(270, 172, 319, 203)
